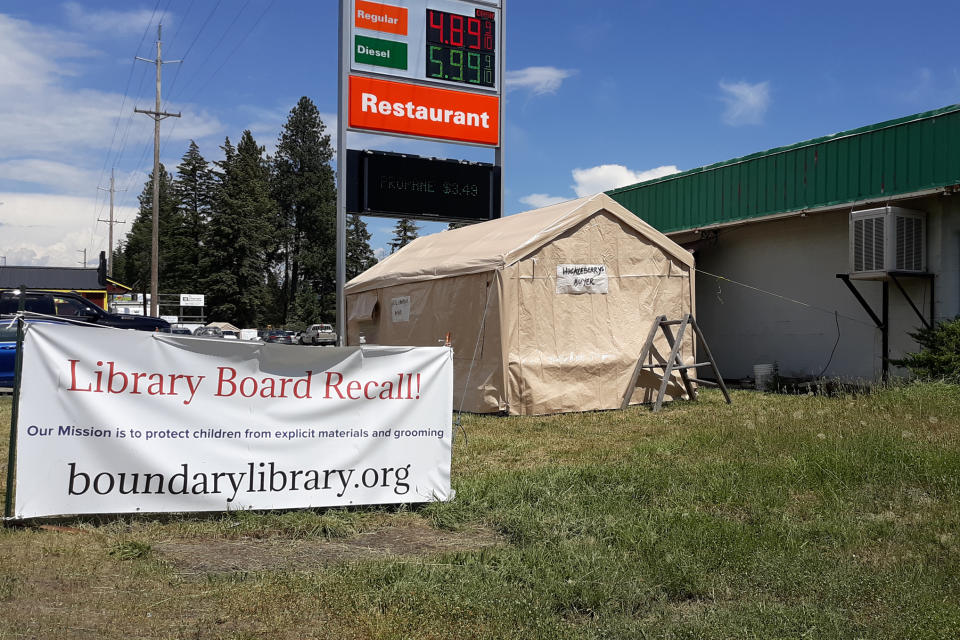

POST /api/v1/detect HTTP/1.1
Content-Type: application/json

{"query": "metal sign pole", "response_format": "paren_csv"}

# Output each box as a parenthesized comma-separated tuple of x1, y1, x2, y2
(3, 287, 27, 521)
(336, 0, 349, 346)
(496, 0, 506, 218)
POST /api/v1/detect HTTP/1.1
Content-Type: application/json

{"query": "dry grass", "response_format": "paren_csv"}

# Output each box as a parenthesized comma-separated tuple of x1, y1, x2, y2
(1, 383, 959, 639)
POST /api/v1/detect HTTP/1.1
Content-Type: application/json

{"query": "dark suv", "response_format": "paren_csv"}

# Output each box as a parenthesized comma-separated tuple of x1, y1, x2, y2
(0, 290, 170, 332)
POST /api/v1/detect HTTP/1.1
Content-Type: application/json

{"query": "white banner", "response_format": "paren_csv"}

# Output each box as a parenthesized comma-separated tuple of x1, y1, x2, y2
(179, 294, 205, 306)
(556, 264, 608, 294)
(12, 324, 453, 519)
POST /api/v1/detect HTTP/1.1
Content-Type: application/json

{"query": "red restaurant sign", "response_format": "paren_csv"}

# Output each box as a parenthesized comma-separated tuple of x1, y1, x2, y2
(348, 75, 500, 146)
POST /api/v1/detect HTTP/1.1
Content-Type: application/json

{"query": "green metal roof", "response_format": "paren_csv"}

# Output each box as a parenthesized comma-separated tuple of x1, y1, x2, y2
(607, 104, 960, 234)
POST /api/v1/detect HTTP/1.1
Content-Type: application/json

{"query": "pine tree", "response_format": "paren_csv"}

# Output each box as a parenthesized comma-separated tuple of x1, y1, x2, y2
(110, 239, 127, 289)
(202, 132, 276, 327)
(389, 218, 420, 253)
(346, 213, 377, 280)
(120, 164, 178, 300)
(272, 96, 336, 325)
(170, 140, 215, 294)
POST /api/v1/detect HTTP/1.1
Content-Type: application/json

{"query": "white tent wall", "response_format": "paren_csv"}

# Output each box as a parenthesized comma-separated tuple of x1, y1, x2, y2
(344, 194, 696, 416)
(346, 272, 506, 413)
(502, 212, 695, 415)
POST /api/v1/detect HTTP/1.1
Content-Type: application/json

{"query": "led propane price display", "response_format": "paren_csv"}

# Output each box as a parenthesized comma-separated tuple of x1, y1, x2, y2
(425, 8, 495, 88)
(350, 0, 501, 94)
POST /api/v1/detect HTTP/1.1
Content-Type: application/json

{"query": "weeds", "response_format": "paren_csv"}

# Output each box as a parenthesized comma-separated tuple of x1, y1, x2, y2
(0, 385, 959, 638)
(109, 540, 152, 560)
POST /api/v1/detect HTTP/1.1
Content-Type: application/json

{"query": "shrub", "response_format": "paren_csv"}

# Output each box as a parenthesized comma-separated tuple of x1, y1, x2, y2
(895, 316, 960, 382)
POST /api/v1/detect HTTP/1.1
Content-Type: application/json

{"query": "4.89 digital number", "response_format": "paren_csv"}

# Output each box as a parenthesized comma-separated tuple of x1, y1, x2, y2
(426, 9, 494, 52)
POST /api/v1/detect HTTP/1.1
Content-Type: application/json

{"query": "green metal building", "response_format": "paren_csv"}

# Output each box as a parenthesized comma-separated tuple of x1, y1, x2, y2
(606, 105, 960, 381)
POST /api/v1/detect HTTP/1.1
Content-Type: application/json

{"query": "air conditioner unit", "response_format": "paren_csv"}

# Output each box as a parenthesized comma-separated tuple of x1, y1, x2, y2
(849, 206, 926, 276)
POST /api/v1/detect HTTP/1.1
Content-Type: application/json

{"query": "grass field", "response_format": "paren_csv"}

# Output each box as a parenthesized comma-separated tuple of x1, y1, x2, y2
(1, 384, 959, 639)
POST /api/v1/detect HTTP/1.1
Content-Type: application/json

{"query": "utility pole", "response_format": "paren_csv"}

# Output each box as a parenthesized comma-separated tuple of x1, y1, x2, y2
(77, 248, 87, 267)
(97, 168, 126, 277)
(135, 24, 181, 317)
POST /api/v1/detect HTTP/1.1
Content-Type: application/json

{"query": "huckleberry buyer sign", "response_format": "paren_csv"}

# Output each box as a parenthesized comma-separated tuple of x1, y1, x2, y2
(10, 323, 453, 519)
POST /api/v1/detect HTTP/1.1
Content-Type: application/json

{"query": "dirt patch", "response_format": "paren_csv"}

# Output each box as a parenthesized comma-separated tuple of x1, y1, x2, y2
(155, 522, 505, 574)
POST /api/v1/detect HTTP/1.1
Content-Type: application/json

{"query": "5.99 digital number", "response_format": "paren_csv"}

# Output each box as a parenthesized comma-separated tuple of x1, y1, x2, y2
(427, 45, 494, 87)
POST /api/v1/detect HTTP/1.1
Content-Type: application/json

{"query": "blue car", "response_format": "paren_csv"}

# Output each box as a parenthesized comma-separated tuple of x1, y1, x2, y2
(0, 324, 16, 388)
(0, 318, 66, 388)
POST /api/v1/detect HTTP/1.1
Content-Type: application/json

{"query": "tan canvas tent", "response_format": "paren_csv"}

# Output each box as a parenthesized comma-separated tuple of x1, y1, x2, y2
(345, 193, 695, 415)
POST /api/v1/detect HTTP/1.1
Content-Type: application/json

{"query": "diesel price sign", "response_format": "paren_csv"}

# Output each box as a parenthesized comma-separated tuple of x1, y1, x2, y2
(350, 0, 501, 94)
(346, 149, 501, 223)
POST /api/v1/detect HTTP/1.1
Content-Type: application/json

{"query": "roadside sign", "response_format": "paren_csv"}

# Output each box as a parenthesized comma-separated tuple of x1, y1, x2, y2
(349, 0, 501, 94)
(346, 149, 501, 221)
(336, 0, 505, 344)
(349, 75, 499, 145)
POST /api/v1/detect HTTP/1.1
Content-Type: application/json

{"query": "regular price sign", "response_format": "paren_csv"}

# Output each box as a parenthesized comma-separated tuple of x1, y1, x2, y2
(350, 0, 501, 93)
(10, 323, 453, 519)
(345, 0, 502, 146)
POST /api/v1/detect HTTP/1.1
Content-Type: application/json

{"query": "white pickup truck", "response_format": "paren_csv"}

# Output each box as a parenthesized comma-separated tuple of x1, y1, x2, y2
(299, 323, 337, 346)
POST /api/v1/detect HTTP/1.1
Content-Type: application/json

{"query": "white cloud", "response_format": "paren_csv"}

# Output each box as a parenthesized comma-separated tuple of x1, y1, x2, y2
(571, 164, 680, 196)
(0, 160, 100, 194)
(0, 12, 224, 265)
(519, 193, 568, 208)
(0, 14, 94, 89)
(0, 193, 138, 267)
(373, 247, 387, 260)
(0, 14, 222, 161)
(518, 164, 680, 211)
(719, 80, 770, 126)
(62, 2, 170, 37)
(505, 66, 575, 95)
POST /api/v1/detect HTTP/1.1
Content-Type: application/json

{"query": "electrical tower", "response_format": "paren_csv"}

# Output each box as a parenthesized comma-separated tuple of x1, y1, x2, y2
(135, 24, 181, 316)
(97, 168, 126, 277)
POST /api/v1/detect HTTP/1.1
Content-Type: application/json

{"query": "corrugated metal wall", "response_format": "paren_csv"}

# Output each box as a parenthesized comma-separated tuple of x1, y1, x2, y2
(607, 105, 960, 233)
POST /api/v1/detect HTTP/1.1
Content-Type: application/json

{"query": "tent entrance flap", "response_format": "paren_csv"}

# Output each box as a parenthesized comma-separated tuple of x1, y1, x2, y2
(349, 291, 378, 322)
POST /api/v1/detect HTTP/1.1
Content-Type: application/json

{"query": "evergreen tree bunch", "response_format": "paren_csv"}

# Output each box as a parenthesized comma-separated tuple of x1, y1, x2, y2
(202, 132, 276, 326)
(272, 96, 336, 325)
(170, 141, 216, 294)
(122, 164, 178, 296)
(346, 213, 377, 280)
(895, 317, 960, 382)
(389, 218, 420, 253)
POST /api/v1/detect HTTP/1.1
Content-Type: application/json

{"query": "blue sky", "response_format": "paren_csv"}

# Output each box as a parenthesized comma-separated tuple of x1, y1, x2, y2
(1, 0, 958, 268)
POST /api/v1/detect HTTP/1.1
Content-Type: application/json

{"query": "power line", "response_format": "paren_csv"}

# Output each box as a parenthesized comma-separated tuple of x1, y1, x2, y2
(159, 0, 276, 166)
(96, 0, 164, 187)
(89, 0, 164, 256)
(695, 268, 877, 328)
(164, 0, 223, 106)
(196, 0, 276, 99)
(170, 0, 252, 103)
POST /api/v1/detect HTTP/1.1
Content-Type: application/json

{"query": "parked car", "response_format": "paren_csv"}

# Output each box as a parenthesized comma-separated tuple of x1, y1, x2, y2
(222, 330, 239, 339)
(264, 329, 294, 344)
(299, 323, 337, 346)
(169, 326, 193, 335)
(193, 326, 223, 338)
(0, 289, 169, 332)
(0, 318, 67, 387)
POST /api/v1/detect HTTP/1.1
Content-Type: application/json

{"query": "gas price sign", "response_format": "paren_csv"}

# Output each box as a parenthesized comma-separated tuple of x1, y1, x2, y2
(350, 0, 501, 94)
(425, 8, 495, 88)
